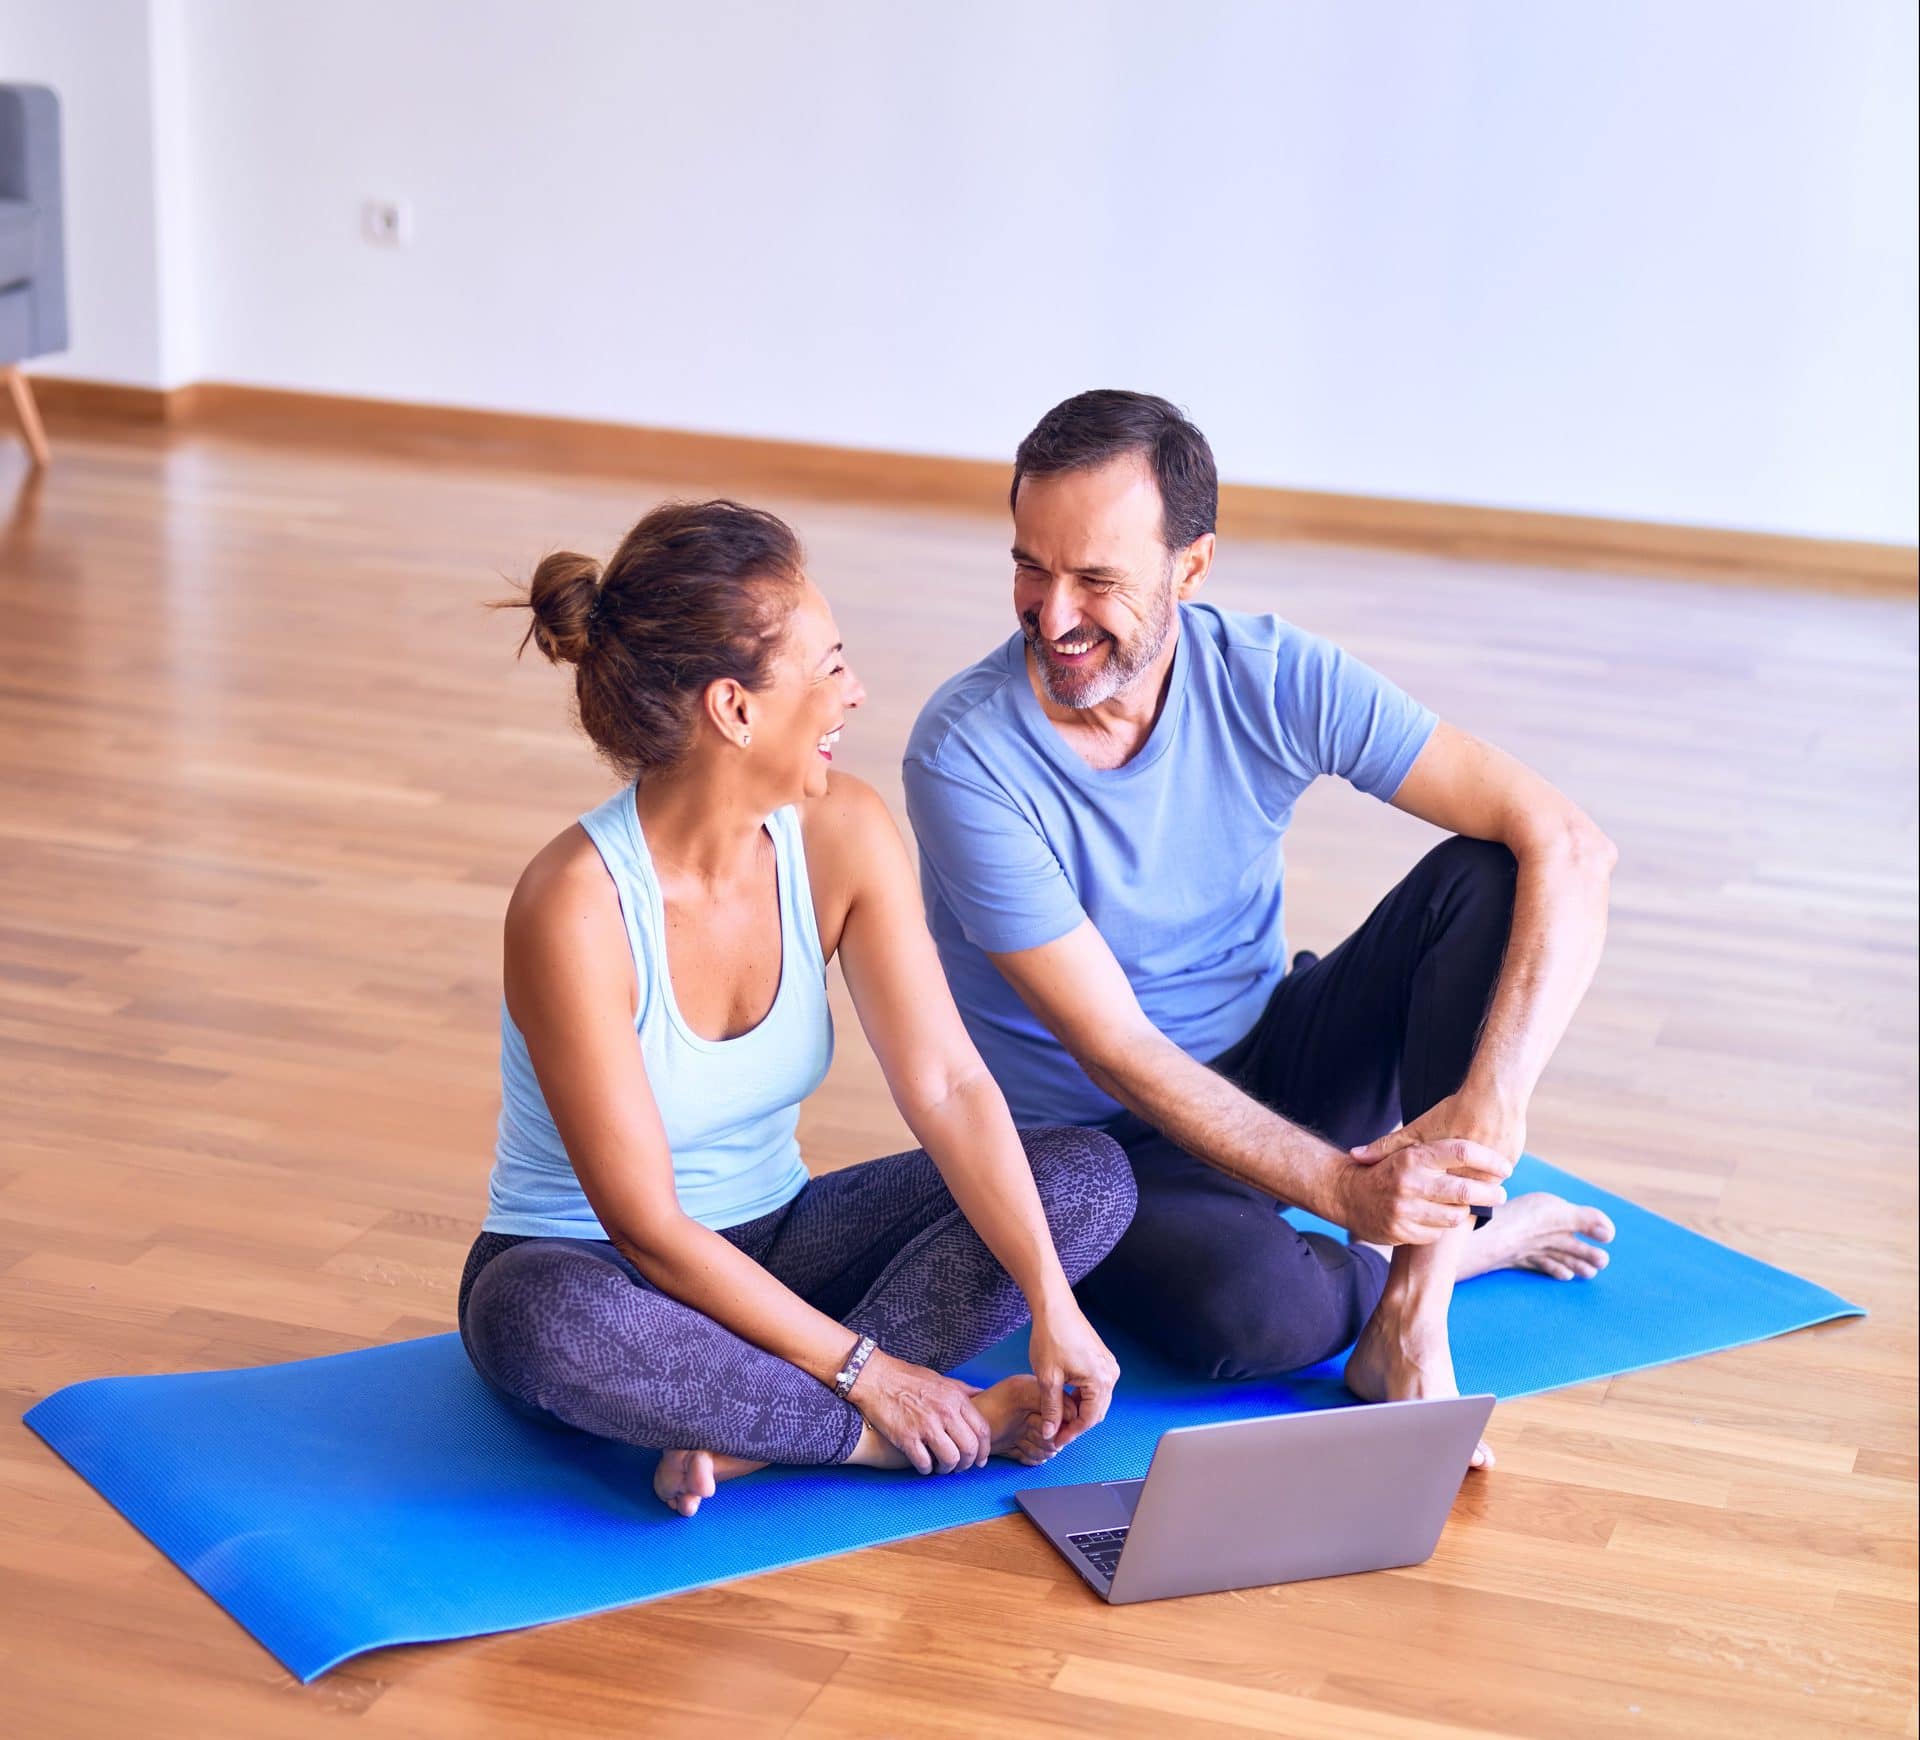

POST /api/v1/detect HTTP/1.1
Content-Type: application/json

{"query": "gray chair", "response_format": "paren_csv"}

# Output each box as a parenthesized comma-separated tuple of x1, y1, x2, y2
(0, 84, 66, 467)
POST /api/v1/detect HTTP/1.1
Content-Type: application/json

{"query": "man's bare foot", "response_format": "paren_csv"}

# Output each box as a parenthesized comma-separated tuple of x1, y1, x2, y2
(1345, 1306, 1494, 1471)
(1459, 1192, 1615, 1283)
(653, 1447, 767, 1517)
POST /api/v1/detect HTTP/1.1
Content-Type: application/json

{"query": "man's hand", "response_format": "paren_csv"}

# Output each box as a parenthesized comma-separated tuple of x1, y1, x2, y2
(1026, 1300, 1120, 1455)
(1351, 1090, 1526, 1168)
(1333, 1137, 1511, 1245)
(851, 1350, 993, 1474)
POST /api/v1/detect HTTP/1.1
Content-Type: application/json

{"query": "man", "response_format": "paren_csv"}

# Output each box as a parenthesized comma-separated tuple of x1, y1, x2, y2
(903, 390, 1617, 1468)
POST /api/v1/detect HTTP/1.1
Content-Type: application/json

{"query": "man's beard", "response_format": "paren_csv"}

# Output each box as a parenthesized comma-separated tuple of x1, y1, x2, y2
(1022, 573, 1178, 709)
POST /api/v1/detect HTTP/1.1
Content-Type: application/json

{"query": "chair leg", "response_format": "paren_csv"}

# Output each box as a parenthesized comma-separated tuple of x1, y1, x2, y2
(3, 367, 50, 468)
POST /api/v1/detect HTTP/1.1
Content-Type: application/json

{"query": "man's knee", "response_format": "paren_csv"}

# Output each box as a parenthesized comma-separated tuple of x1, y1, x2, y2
(1022, 1125, 1138, 1270)
(1422, 835, 1518, 910)
(1174, 1275, 1339, 1382)
(1167, 1237, 1386, 1382)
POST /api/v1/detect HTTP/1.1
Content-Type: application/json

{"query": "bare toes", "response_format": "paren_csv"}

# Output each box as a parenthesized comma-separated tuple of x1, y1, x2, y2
(655, 1448, 721, 1517)
(1011, 1427, 1057, 1464)
(1553, 1237, 1608, 1276)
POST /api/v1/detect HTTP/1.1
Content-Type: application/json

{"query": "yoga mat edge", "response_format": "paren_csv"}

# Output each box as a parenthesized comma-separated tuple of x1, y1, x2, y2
(22, 1156, 1866, 1683)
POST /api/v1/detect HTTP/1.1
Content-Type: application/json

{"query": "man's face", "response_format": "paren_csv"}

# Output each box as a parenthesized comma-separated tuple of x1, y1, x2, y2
(1011, 455, 1179, 709)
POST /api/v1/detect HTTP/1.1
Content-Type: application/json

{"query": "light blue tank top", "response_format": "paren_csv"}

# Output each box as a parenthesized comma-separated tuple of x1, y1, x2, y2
(483, 785, 833, 1237)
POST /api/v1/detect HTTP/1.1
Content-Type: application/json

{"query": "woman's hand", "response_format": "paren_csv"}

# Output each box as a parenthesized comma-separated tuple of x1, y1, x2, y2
(1026, 1299, 1120, 1455)
(851, 1349, 994, 1474)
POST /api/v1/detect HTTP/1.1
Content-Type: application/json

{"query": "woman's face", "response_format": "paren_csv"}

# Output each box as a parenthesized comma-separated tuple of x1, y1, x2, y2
(754, 579, 866, 801)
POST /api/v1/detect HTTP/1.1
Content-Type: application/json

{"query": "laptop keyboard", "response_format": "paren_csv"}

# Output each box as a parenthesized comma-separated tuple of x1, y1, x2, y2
(1067, 1526, 1130, 1582)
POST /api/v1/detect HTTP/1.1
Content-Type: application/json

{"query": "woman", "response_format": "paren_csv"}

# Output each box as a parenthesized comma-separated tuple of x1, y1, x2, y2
(460, 498, 1135, 1517)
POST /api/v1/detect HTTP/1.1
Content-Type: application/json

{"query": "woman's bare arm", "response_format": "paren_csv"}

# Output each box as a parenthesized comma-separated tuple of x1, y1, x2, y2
(504, 830, 858, 1386)
(504, 825, 997, 1472)
(803, 775, 1120, 1443)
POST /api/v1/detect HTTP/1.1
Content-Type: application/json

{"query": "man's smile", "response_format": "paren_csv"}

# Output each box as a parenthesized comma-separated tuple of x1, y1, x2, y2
(1026, 617, 1112, 666)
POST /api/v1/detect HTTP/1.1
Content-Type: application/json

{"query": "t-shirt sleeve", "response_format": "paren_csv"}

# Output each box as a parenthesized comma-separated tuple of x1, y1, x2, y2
(903, 755, 1087, 955)
(1274, 630, 1438, 800)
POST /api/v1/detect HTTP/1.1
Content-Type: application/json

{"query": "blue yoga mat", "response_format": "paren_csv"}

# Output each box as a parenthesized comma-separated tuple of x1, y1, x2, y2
(26, 1157, 1861, 1682)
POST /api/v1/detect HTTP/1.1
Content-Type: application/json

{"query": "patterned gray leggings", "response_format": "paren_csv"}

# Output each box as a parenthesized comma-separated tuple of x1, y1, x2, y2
(457, 1126, 1135, 1466)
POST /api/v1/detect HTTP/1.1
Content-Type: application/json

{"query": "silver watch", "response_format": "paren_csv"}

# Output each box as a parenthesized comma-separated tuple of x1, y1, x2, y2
(832, 1333, 878, 1400)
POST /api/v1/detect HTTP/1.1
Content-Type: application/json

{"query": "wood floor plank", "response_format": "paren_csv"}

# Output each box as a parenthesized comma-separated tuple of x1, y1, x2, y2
(1, 423, 1914, 1736)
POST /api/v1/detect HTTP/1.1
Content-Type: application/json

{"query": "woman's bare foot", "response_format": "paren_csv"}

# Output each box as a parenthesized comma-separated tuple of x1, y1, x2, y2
(653, 1447, 767, 1517)
(972, 1373, 1066, 1465)
(1458, 1192, 1615, 1282)
(848, 1373, 1065, 1470)
(655, 1371, 1079, 1515)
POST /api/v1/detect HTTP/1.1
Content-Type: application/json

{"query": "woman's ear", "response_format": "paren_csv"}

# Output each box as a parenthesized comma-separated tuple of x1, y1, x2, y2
(702, 678, 752, 745)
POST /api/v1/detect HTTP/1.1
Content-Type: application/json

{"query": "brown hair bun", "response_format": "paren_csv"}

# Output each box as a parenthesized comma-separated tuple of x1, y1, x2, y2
(523, 550, 603, 666)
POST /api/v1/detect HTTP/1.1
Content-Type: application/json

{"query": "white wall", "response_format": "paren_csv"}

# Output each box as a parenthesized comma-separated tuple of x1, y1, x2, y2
(146, 0, 199, 386)
(9, 0, 1917, 542)
(0, 0, 174, 384)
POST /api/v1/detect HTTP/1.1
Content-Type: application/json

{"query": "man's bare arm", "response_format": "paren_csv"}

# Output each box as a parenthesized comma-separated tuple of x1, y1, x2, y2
(1372, 722, 1616, 1159)
(987, 922, 1507, 1246)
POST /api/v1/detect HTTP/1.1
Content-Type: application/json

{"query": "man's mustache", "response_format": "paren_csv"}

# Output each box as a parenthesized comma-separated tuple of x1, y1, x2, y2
(1021, 614, 1112, 648)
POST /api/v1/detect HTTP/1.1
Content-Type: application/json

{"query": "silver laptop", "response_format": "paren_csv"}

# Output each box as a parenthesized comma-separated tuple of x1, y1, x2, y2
(1015, 1394, 1494, 1604)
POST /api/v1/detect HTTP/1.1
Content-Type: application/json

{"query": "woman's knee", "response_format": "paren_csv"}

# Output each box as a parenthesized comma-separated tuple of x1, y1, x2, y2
(1020, 1125, 1138, 1267)
(460, 1241, 625, 1402)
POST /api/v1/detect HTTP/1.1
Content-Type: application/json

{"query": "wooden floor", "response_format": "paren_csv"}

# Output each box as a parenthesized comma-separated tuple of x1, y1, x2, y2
(1, 419, 1914, 1739)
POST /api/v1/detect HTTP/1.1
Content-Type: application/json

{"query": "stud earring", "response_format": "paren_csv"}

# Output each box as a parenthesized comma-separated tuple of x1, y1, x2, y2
(741, 733, 752, 747)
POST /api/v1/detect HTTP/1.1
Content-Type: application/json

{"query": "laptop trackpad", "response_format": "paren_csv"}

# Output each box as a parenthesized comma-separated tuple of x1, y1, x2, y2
(1101, 1478, 1146, 1521)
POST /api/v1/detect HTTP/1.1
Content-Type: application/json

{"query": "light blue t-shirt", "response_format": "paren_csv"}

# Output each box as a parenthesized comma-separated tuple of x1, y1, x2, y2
(903, 602, 1436, 1129)
(483, 786, 832, 1238)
